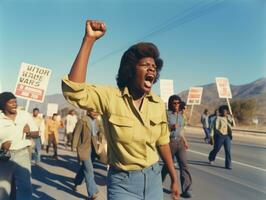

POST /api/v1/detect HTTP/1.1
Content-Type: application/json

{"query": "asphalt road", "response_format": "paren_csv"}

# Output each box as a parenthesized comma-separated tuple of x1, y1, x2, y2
(31, 129, 266, 200)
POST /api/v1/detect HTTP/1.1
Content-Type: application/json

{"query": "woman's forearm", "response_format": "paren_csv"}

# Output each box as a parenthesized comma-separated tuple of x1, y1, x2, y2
(159, 144, 178, 182)
(69, 37, 96, 83)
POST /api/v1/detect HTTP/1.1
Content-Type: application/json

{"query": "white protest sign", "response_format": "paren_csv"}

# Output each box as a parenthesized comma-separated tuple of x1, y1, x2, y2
(14, 62, 52, 102)
(187, 87, 203, 105)
(47, 103, 58, 117)
(215, 77, 232, 99)
(160, 79, 174, 103)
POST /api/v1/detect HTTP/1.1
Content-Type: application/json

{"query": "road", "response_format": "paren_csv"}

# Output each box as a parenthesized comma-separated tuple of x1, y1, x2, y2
(31, 128, 266, 200)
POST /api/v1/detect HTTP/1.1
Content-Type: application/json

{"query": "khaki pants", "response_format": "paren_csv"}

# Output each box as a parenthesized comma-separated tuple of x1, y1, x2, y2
(46, 133, 57, 156)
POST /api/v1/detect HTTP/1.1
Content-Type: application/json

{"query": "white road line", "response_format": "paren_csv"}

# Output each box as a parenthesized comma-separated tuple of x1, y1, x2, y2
(188, 160, 266, 195)
(188, 149, 266, 173)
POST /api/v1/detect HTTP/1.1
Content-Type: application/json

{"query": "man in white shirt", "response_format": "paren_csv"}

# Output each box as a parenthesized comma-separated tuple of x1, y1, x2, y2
(65, 110, 78, 148)
(31, 108, 45, 165)
(201, 109, 210, 143)
(0, 92, 38, 200)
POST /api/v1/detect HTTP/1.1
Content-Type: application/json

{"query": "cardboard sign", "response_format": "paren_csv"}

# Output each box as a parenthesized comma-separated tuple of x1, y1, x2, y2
(187, 87, 203, 105)
(216, 77, 232, 98)
(47, 103, 58, 117)
(160, 79, 174, 103)
(14, 62, 52, 102)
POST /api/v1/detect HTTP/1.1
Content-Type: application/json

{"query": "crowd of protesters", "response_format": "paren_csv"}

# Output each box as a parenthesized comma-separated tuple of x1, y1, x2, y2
(0, 19, 235, 200)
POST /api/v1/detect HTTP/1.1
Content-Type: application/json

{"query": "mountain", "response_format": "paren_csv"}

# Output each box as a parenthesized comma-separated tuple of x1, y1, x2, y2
(179, 77, 266, 102)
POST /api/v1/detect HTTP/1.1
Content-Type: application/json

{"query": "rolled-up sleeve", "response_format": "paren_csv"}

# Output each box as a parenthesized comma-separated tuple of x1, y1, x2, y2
(61, 75, 110, 115)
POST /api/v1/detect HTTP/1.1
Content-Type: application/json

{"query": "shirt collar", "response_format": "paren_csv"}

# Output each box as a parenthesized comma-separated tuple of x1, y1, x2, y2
(0, 111, 6, 119)
(119, 87, 161, 103)
(0, 109, 20, 120)
(168, 110, 180, 115)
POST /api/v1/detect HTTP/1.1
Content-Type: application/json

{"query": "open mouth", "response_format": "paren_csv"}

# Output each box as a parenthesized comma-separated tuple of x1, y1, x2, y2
(144, 74, 155, 88)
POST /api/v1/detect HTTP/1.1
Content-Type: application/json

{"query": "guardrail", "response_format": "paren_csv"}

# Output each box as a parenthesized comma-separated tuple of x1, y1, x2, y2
(188, 125, 266, 134)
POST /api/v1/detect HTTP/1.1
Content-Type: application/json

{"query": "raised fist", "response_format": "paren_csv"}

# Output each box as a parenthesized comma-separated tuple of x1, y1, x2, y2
(85, 20, 106, 40)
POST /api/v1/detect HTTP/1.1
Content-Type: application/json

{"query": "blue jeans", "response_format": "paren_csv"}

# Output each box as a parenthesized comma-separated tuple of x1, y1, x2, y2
(0, 147, 32, 200)
(209, 134, 232, 168)
(74, 159, 98, 198)
(32, 137, 42, 163)
(203, 127, 210, 140)
(107, 162, 163, 200)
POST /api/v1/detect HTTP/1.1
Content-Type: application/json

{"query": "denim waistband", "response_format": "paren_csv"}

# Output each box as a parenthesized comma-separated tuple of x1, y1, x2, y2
(109, 162, 160, 174)
(170, 137, 182, 141)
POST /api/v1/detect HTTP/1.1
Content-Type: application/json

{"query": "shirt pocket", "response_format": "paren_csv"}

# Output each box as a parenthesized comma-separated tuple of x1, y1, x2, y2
(150, 116, 167, 142)
(108, 115, 134, 144)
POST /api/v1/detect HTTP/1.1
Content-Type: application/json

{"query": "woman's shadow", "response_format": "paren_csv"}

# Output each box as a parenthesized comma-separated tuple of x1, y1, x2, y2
(32, 164, 88, 199)
(32, 153, 108, 199)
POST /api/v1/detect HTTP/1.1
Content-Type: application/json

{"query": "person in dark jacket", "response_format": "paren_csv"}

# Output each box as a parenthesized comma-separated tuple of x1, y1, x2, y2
(72, 108, 104, 199)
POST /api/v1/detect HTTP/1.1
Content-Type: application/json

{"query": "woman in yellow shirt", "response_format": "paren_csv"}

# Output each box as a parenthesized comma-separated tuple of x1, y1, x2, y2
(62, 20, 179, 200)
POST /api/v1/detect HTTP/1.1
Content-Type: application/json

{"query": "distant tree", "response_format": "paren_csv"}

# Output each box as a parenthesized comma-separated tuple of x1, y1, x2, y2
(231, 99, 256, 124)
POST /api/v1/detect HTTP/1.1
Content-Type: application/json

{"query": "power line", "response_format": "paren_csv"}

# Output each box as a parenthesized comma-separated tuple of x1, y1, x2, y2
(91, 0, 225, 66)
(144, 2, 223, 39)
(158, 0, 225, 35)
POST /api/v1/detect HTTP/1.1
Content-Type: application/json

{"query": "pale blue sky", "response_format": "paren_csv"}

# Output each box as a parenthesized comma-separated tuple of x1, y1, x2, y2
(0, 0, 265, 96)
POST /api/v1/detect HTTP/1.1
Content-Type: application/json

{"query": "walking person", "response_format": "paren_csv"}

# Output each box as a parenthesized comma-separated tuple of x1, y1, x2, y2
(62, 19, 179, 200)
(161, 95, 192, 198)
(72, 109, 105, 199)
(64, 109, 78, 149)
(208, 109, 219, 145)
(201, 109, 210, 143)
(180, 101, 188, 127)
(31, 108, 45, 165)
(208, 105, 234, 169)
(45, 113, 63, 159)
(0, 92, 38, 200)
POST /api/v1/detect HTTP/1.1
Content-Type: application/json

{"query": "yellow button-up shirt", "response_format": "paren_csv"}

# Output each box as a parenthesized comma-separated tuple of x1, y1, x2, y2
(45, 118, 62, 144)
(62, 76, 169, 170)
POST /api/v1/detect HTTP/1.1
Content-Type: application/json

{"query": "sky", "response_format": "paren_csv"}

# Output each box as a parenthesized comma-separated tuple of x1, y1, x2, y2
(0, 0, 265, 97)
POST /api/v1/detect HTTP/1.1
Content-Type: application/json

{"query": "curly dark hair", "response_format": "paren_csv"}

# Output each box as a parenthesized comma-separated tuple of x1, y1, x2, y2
(168, 95, 181, 111)
(218, 105, 229, 116)
(116, 42, 163, 89)
(0, 92, 16, 111)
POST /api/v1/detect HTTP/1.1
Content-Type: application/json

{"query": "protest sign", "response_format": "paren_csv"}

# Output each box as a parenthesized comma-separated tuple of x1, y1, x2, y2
(14, 62, 52, 102)
(160, 79, 174, 104)
(187, 87, 203, 105)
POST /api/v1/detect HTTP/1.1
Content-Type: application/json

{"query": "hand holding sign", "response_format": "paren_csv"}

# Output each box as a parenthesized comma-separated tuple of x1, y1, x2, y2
(23, 124, 31, 139)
